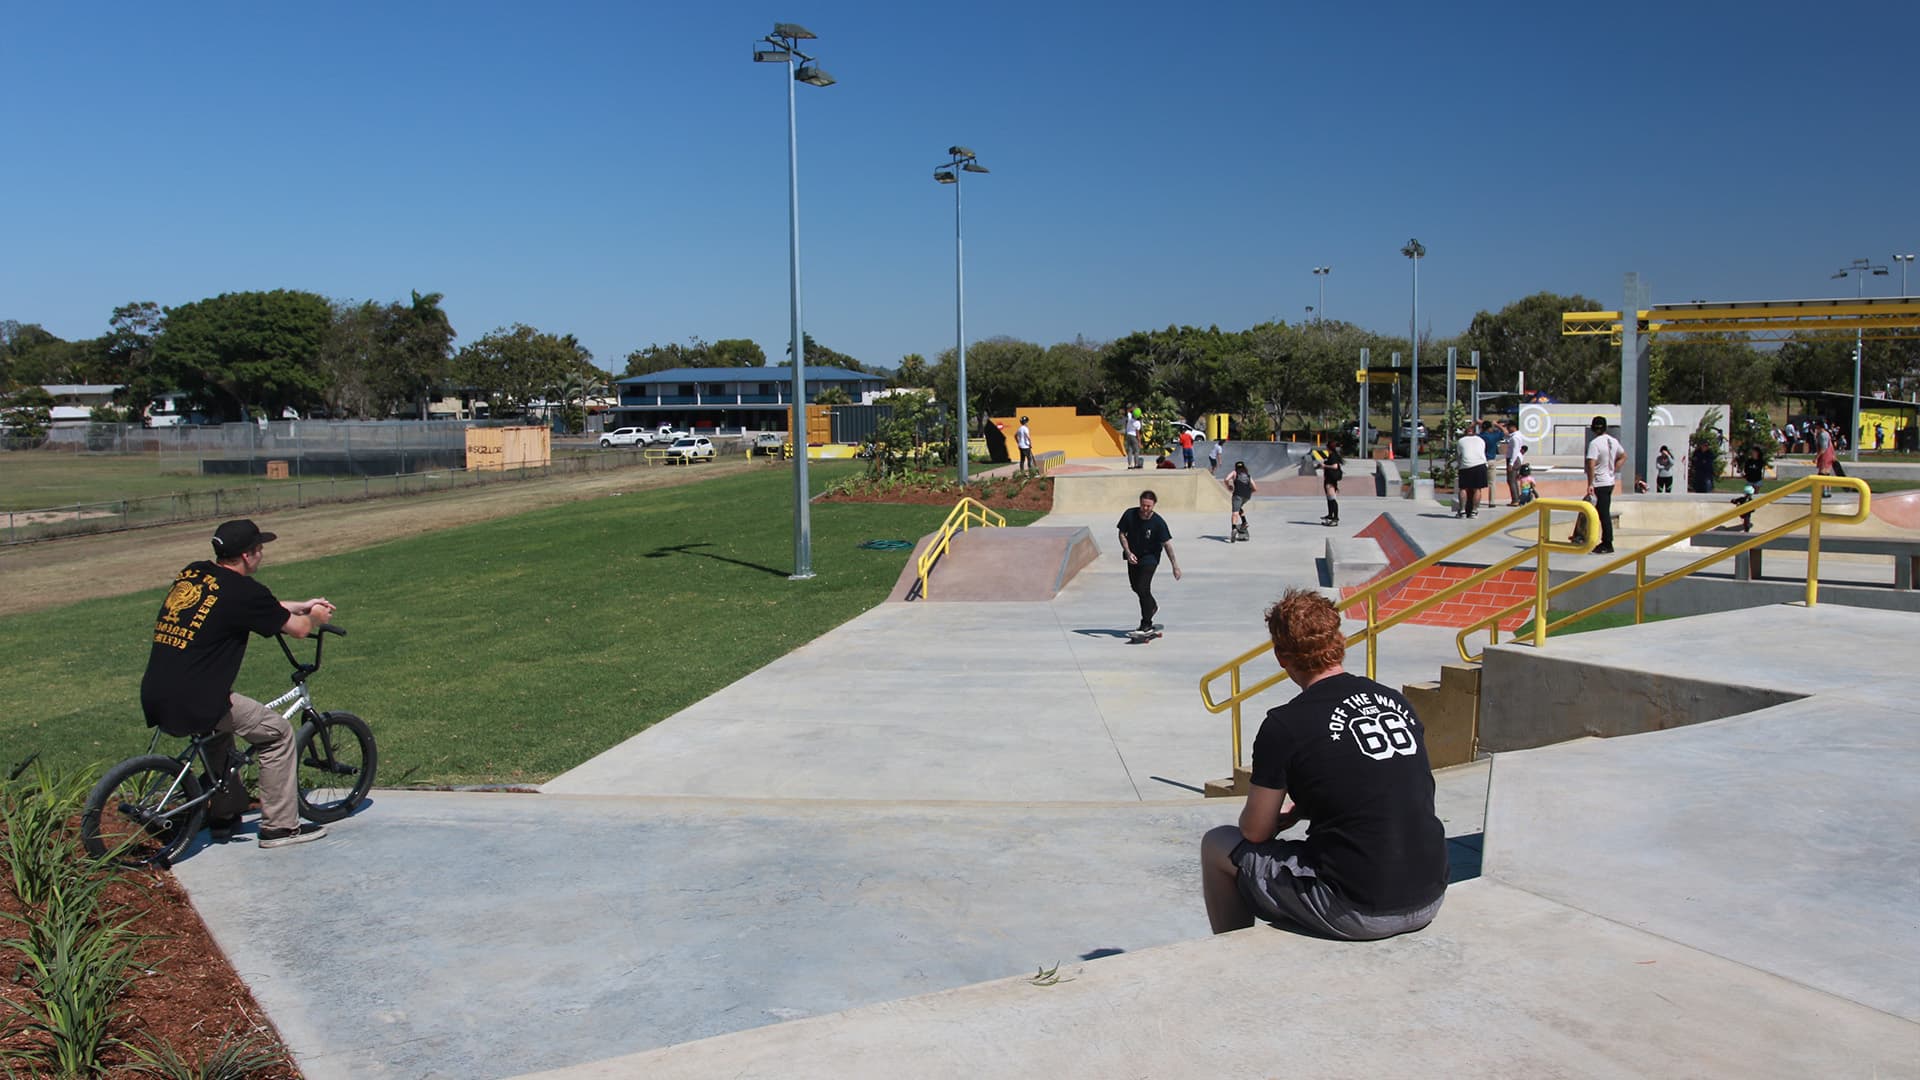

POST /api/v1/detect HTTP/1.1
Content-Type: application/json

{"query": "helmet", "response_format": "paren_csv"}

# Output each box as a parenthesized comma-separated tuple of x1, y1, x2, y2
(1744, 484, 1756, 496)
(1020, 416, 1029, 423)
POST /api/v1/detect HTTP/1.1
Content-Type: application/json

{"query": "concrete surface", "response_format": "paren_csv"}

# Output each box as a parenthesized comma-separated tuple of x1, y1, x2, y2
(516, 878, 1918, 1080)
(1325, 535, 1388, 585)
(1048, 470, 1230, 513)
(886, 525, 1098, 602)
(169, 491, 1920, 1078)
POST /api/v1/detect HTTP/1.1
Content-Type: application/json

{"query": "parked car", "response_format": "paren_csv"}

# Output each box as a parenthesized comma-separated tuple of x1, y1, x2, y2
(600, 427, 648, 448)
(747, 432, 789, 455)
(644, 427, 691, 445)
(658, 436, 715, 462)
(1170, 420, 1206, 441)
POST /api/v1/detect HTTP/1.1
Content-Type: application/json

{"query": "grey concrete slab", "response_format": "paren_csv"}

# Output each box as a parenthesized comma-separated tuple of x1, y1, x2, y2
(1326, 535, 1389, 585)
(512, 879, 1920, 1080)
(177, 784, 1494, 1080)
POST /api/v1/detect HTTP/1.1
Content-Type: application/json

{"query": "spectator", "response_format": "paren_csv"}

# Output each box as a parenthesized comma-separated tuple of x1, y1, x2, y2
(1585, 416, 1626, 555)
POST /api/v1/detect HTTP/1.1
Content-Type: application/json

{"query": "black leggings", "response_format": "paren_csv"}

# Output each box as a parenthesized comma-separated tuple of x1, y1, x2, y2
(1127, 559, 1160, 625)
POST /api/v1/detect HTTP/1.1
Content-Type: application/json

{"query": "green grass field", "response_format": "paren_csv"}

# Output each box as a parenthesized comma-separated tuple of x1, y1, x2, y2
(0, 453, 242, 510)
(0, 462, 1038, 786)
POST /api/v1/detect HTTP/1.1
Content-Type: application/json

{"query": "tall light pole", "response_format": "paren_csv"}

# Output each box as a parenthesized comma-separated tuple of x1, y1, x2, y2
(1896, 253, 1916, 296)
(1401, 239, 1425, 467)
(1311, 266, 1331, 322)
(1832, 258, 1889, 463)
(935, 146, 989, 484)
(753, 22, 834, 580)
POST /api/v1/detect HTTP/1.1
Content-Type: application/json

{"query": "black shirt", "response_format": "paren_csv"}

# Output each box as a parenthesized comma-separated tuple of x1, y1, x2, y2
(1232, 472, 1254, 499)
(1115, 508, 1172, 565)
(140, 561, 289, 735)
(1249, 671, 1448, 913)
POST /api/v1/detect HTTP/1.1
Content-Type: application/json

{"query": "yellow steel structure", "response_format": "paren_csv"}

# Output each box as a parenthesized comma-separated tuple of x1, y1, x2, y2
(1563, 297, 1920, 343)
(1198, 497, 1599, 777)
(916, 497, 1005, 598)
(1456, 475, 1870, 661)
(1196, 476, 1870, 791)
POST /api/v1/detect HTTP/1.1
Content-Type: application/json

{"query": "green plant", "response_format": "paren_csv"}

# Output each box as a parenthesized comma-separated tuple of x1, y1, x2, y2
(0, 762, 94, 908)
(1691, 407, 1728, 483)
(127, 1027, 287, 1080)
(1732, 409, 1773, 468)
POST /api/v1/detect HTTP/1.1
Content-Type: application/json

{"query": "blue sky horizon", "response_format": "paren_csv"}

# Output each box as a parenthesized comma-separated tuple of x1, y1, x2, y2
(5, 1, 1916, 378)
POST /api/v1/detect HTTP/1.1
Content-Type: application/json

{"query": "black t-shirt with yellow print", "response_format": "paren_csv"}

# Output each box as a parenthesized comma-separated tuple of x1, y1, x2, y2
(140, 561, 289, 735)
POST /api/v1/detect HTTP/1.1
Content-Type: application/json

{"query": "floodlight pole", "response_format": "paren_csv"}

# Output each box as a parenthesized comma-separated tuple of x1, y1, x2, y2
(1834, 258, 1889, 463)
(1402, 240, 1425, 468)
(755, 23, 834, 579)
(936, 148, 988, 484)
(1312, 266, 1330, 323)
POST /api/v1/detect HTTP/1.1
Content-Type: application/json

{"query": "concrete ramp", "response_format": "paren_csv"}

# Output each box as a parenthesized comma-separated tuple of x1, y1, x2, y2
(1213, 440, 1316, 490)
(1049, 470, 1229, 514)
(987, 406, 1124, 458)
(888, 526, 1098, 602)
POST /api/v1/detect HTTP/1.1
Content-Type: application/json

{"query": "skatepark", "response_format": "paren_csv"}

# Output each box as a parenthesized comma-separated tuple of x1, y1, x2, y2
(169, 453, 1920, 1078)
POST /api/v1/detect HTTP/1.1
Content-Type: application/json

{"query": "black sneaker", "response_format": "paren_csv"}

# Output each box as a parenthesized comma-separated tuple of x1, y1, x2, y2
(258, 823, 327, 849)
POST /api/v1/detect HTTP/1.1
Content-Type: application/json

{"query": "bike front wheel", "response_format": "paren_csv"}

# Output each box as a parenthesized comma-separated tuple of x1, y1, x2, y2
(81, 756, 205, 867)
(295, 711, 377, 823)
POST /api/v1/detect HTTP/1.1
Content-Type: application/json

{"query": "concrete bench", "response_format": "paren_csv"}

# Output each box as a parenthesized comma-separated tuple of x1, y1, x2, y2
(1690, 531, 1919, 589)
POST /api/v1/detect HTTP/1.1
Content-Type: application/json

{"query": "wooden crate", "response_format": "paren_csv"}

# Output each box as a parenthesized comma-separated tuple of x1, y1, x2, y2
(466, 426, 551, 471)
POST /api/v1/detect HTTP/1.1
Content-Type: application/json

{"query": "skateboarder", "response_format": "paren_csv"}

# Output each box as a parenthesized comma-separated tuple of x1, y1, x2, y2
(1317, 445, 1343, 526)
(1117, 490, 1181, 635)
(1225, 462, 1255, 541)
(1016, 416, 1035, 472)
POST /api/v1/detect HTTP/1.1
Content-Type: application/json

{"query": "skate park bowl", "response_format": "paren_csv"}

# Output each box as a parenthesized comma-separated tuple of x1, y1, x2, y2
(1048, 470, 1231, 514)
(987, 407, 1124, 458)
(888, 526, 1099, 602)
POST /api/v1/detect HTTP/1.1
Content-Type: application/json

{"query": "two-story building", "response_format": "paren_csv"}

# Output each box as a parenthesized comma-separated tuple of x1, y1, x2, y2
(610, 366, 887, 433)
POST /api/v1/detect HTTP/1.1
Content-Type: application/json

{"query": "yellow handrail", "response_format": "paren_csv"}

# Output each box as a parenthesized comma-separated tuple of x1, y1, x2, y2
(1197, 497, 1599, 772)
(1456, 475, 1870, 662)
(916, 497, 1006, 598)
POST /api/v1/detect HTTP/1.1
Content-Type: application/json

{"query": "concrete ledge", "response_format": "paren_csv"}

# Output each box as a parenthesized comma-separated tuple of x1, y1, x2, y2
(888, 526, 1099, 602)
(1478, 640, 1802, 753)
(1325, 536, 1388, 586)
(1049, 470, 1229, 513)
(510, 878, 1918, 1080)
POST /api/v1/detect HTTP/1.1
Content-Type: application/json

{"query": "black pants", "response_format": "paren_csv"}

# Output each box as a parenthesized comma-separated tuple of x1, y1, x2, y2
(1127, 559, 1160, 626)
(1656, 475, 1672, 493)
(1593, 484, 1614, 547)
(1019, 446, 1034, 469)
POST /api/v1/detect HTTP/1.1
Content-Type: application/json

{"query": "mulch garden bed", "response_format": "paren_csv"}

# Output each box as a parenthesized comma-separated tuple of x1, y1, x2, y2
(815, 474, 1053, 513)
(0, 841, 300, 1078)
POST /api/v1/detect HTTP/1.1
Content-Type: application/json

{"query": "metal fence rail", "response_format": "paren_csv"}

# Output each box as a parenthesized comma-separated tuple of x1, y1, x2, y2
(3, 449, 669, 546)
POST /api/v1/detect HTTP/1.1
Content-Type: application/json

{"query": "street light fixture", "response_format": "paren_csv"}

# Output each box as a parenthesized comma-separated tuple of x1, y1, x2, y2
(1833, 258, 1890, 463)
(1896, 253, 1916, 296)
(753, 21, 834, 580)
(1401, 239, 1426, 467)
(1311, 266, 1331, 322)
(935, 145, 990, 484)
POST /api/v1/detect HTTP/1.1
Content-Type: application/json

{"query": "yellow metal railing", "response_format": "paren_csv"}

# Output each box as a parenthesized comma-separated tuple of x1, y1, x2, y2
(916, 497, 1006, 598)
(1456, 475, 1871, 662)
(1198, 497, 1600, 774)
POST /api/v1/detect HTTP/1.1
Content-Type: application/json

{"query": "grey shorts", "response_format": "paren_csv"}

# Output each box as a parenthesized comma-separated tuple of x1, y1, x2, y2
(1233, 838, 1443, 941)
(1231, 495, 1249, 513)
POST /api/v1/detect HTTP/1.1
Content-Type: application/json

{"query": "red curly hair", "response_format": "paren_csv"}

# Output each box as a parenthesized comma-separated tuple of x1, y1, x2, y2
(1264, 588, 1346, 675)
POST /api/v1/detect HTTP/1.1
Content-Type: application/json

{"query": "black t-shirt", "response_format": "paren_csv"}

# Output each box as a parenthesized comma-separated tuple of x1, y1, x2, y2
(1232, 472, 1254, 499)
(1115, 508, 1172, 565)
(1249, 671, 1448, 913)
(140, 561, 289, 736)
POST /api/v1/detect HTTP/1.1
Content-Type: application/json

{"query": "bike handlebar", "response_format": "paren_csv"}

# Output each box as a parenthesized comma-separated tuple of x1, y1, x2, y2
(277, 622, 346, 683)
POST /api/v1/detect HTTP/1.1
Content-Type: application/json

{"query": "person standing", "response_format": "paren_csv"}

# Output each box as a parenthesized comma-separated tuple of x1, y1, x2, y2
(1179, 426, 1197, 468)
(1654, 445, 1675, 493)
(1208, 438, 1223, 474)
(1199, 588, 1448, 939)
(141, 519, 335, 849)
(1454, 424, 1488, 518)
(1015, 415, 1035, 472)
(1814, 421, 1835, 476)
(1503, 421, 1527, 506)
(1784, 420, 1798, 453)
(1317, 446, 1343, 526)
(1117, 491, 1181, 632)
(1225, 461, 1256, 540)
(1124, 409, 1144, 469)
(1875, 422, 1886, 452)
(1584, 416, 1627, 555)
(1476, 421, 1503, 510)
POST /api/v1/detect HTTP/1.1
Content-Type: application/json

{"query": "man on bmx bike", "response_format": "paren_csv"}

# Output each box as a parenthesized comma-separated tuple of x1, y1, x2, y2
(140, 519, 336, 849)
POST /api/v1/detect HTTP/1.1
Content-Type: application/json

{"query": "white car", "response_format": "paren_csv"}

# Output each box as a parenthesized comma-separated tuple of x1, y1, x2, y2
(645, 428, 691, 445)
(600, 427, 648, 448)
(658, 436, 715, 462)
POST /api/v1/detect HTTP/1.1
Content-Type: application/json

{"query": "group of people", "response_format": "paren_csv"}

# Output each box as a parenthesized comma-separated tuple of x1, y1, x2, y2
(1453, 420, 1529, 519)
(1776, 419, 1880, 457)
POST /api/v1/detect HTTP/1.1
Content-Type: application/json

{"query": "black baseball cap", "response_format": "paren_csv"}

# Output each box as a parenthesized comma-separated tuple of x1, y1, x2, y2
(211, 519, 277, 557)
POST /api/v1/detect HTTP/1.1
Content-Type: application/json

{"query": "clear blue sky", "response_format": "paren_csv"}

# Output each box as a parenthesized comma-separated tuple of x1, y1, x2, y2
(5, 1, 1916, 375)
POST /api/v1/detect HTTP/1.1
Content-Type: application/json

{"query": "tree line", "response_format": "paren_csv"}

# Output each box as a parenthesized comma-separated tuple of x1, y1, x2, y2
(5, 288, 1913, 437)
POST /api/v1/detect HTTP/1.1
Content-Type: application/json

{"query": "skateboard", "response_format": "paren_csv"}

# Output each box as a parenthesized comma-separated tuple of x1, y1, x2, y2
(1126, 623, 1165, 644)
(1229, 525, 1249, 542)
(1319, 517, 1339, 528)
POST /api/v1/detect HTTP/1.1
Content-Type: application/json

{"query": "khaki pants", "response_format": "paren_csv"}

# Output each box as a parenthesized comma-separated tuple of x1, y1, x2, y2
(215, 694, 299, 832)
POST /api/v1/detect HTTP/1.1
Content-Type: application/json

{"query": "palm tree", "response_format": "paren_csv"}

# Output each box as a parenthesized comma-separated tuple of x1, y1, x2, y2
(550, 369, 608, 434)
(400, 290, 455, 419)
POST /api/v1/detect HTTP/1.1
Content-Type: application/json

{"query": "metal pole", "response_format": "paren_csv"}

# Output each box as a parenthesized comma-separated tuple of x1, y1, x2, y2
(1410, 255, 1421, 469)
(1357, 347, 1370, 460)
(1852, 271, 1864, 464)
(784, 51, 814, 579)
(954, 163, 969, 485)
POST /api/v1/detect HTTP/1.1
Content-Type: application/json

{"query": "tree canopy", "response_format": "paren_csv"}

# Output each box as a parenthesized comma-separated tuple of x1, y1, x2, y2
(150, 290, 333, 421)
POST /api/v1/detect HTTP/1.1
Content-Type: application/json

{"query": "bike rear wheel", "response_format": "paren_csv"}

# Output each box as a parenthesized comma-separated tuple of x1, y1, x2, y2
(81, 756, 205, 867)
(295, 711, 377, 823)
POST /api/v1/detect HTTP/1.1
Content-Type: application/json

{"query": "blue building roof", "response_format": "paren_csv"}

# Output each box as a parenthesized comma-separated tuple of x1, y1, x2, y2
(616, 366, 885, 385)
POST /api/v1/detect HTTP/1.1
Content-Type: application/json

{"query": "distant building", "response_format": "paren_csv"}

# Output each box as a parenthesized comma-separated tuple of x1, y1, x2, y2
(610, 367, 887, 432)
(42, 384, 123, 425)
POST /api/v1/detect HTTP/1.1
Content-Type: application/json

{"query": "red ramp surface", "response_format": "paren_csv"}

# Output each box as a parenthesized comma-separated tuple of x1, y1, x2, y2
(888, 527, 1099, 602)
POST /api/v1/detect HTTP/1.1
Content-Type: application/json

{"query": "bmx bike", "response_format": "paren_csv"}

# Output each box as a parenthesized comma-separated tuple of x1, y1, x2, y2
(80, 624, 376, 867)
